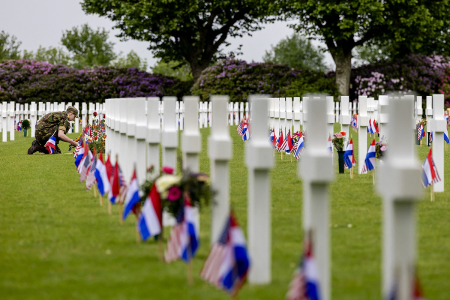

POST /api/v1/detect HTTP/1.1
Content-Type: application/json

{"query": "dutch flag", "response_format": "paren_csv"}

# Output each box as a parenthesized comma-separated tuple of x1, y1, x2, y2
(138, 185, 162, 241)
(422, 149, 441, 187)
(362, 139, 376, 173)
(343, 138, 355, 169)
(94, 152, 111, 196)
(180, 198, 200, 262)
(327, 134, 332, 153)
(293, 133, 305, 159)
(123, 169, 141, 220)
(444, 127, 449, 144)
(45, 136, 57, 154)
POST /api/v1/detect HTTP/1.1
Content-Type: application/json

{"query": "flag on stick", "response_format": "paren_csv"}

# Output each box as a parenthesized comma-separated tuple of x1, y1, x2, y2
(44, 136, 57, 154)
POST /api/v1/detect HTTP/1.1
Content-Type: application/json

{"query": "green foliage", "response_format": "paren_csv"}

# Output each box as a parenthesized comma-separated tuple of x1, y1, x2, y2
(192, 57, 338, 102)
(113, 50, 148, 72)
(285, 0, 450, 95)
(0, 31, 22, 62)
(262, 33, 328, 72)
(283, 71, 339, 99)
(151, 60, 193, 82)
(81, 0, 277, 80)
(23, 46, 71, 66)
(21, 119, 30, 129)
(61, 23, 116, 69)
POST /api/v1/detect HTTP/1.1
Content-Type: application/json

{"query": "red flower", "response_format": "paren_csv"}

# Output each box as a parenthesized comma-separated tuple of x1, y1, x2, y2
(167, 186, 181, 201)
(162, 166, 174, 174)
(340, 131, 346, 136)
(93, 112, 98, 117)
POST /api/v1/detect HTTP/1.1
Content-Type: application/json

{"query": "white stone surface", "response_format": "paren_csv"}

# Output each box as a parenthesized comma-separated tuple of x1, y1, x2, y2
(358, 96, 369, 174)
(208, 95, 232, 244)
(300, 96, 333, 300)
(432, 94, 445, 192)
(377, 94, 423, 300)
(246, 95, 274, 284)
(147, 97, 161, 179)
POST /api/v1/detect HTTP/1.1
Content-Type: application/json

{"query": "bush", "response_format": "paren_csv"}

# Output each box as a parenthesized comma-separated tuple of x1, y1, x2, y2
(350, 55, 450, 100)
(191, 57, 338, 102)
(0, 59, 192, 103)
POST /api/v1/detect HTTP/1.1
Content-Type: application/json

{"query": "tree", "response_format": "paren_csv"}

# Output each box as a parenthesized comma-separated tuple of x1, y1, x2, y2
(262, 33, 328, 72)
(24, 46, 71, 66)
(61, 23, 117, 69)
(286, 0, 450, 97)
(0, 31, 22, 62)
(81, 0, 277, 81)
(151, 60, 193, 81)
(113, 50, 148, 71)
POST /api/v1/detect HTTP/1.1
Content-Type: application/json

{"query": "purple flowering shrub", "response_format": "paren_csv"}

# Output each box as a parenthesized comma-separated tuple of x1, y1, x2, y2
(350, 55, 450, 100)
(0, 59, 190, 103)
(438, 67, 450, 107)
(191, 57, 338, 102)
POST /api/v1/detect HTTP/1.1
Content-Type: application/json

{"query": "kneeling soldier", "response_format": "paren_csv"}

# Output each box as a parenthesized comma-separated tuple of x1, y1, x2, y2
(28, 106, 79, 154)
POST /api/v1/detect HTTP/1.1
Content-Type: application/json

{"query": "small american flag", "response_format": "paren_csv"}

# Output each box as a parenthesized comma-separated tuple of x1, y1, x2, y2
(237, 120, 244, 136)
(165, 223, 183, 262)
(200, 218, 230, 286)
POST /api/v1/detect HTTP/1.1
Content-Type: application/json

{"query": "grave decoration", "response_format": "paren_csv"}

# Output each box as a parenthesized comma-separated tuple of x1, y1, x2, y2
(201, 212, 250, 296)
(375, 138, 388, 159)
(139, 166, 212, 220)
(422, 149, 442, 202)
(332, 131, 347, 173)
(21, 119, 30, 137)
(69, 120, 106, 154)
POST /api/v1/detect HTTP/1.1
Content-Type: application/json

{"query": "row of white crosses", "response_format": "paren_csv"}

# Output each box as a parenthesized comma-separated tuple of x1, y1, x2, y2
(269, 97, 303, 136)
(1, 101, 105, 142)
(228, 102, 249, 126)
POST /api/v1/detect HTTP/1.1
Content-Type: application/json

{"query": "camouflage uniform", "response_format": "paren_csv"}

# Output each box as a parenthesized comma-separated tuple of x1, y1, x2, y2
(35, 112, 71, 146)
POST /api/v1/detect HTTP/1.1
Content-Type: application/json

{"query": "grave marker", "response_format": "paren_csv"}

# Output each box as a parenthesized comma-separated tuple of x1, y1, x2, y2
(246, 95, 274, 284)
(432, 94, 445, 192)
(293, 97, 301, 133)
(146, 97, 161, 179)
(208, 95, 232, 244)
(377, 94, 423, 300)
(300, 96, 334, 300)
(340, 96, 350, 138)
(358, 96, 369, 174)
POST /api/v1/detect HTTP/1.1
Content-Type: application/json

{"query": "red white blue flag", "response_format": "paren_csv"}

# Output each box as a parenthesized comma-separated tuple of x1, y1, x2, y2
(123, 169, 141, 220)
(422, 149, 441, 187)
(44, 136, 57, 154)
(94, 152, 111, 196)
(165, 193, 200, 263)
(343, 138, 356, 169)
(362, 139, 376, 173)
(137, 184, 162, 241)
(201, 213, 250, 296)
(287, 232, 321, 300)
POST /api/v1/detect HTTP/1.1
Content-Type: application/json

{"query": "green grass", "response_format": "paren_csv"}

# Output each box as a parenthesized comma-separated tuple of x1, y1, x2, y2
(0, 124, 449, 299)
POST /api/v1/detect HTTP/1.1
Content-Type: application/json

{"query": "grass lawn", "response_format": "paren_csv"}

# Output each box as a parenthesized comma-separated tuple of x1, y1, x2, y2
(0, 124, 449, 299)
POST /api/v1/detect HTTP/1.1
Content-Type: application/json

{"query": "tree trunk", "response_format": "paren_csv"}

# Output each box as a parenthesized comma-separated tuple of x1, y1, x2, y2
(333, 52, 352, 97)
(190, 62, 210, 83)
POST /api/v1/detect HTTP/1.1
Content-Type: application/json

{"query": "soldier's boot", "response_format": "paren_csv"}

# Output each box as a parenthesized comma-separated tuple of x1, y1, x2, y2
(28, 140, 40, 155)
(54, 144, 62, 154)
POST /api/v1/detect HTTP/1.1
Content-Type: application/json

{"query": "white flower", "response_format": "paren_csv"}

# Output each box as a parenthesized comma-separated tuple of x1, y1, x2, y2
(155, 175, 181, 198)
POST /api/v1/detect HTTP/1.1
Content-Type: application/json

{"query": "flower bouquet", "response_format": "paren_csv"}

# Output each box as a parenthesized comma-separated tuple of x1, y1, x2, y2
(375, 138, 387, 159)
(140, 166, 212, 219)
(332, 131, 346, 152)
(69, 119, 106, 153)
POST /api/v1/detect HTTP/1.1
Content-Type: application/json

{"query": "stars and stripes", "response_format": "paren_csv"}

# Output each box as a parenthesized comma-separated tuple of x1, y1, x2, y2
(286, 232, 321, 300)
(200, 213, 250, 296)
(165, 193, 200, 263)
(277, 129, 284, 152)
(85, 149, 97, 190)
(293, 132, 305, 159)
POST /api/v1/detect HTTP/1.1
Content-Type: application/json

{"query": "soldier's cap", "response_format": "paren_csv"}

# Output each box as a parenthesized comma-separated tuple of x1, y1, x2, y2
(66, 106, 78, 117)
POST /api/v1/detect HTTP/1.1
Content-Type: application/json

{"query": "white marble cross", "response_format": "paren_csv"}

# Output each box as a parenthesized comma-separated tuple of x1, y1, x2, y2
(246, 95, 274, 284)
(340, 96, 350, 138)
(358, 96, 369, 174)
(146, 97, 161, 179)
(293, 97, 301, 133)
(432, 94, 445, 192)
(377, 94, 422, 300)
(208, 95, 232, 244)
(299, 96, 334, 300)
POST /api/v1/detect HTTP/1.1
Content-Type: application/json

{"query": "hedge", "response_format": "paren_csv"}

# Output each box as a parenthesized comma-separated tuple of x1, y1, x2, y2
(191, 57, 339, 102)
(0, 59, 192, 103)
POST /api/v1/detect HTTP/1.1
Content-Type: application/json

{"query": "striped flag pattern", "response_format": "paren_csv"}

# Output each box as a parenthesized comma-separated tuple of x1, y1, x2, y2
(165, 223, 184, 262)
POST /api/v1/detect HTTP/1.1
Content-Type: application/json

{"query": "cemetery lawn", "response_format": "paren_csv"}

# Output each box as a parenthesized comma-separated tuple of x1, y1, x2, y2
(1, 125, 449, 300)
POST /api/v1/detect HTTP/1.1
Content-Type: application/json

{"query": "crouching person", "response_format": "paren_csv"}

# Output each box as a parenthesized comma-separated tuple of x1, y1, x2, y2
(28, 106, 79, 154)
